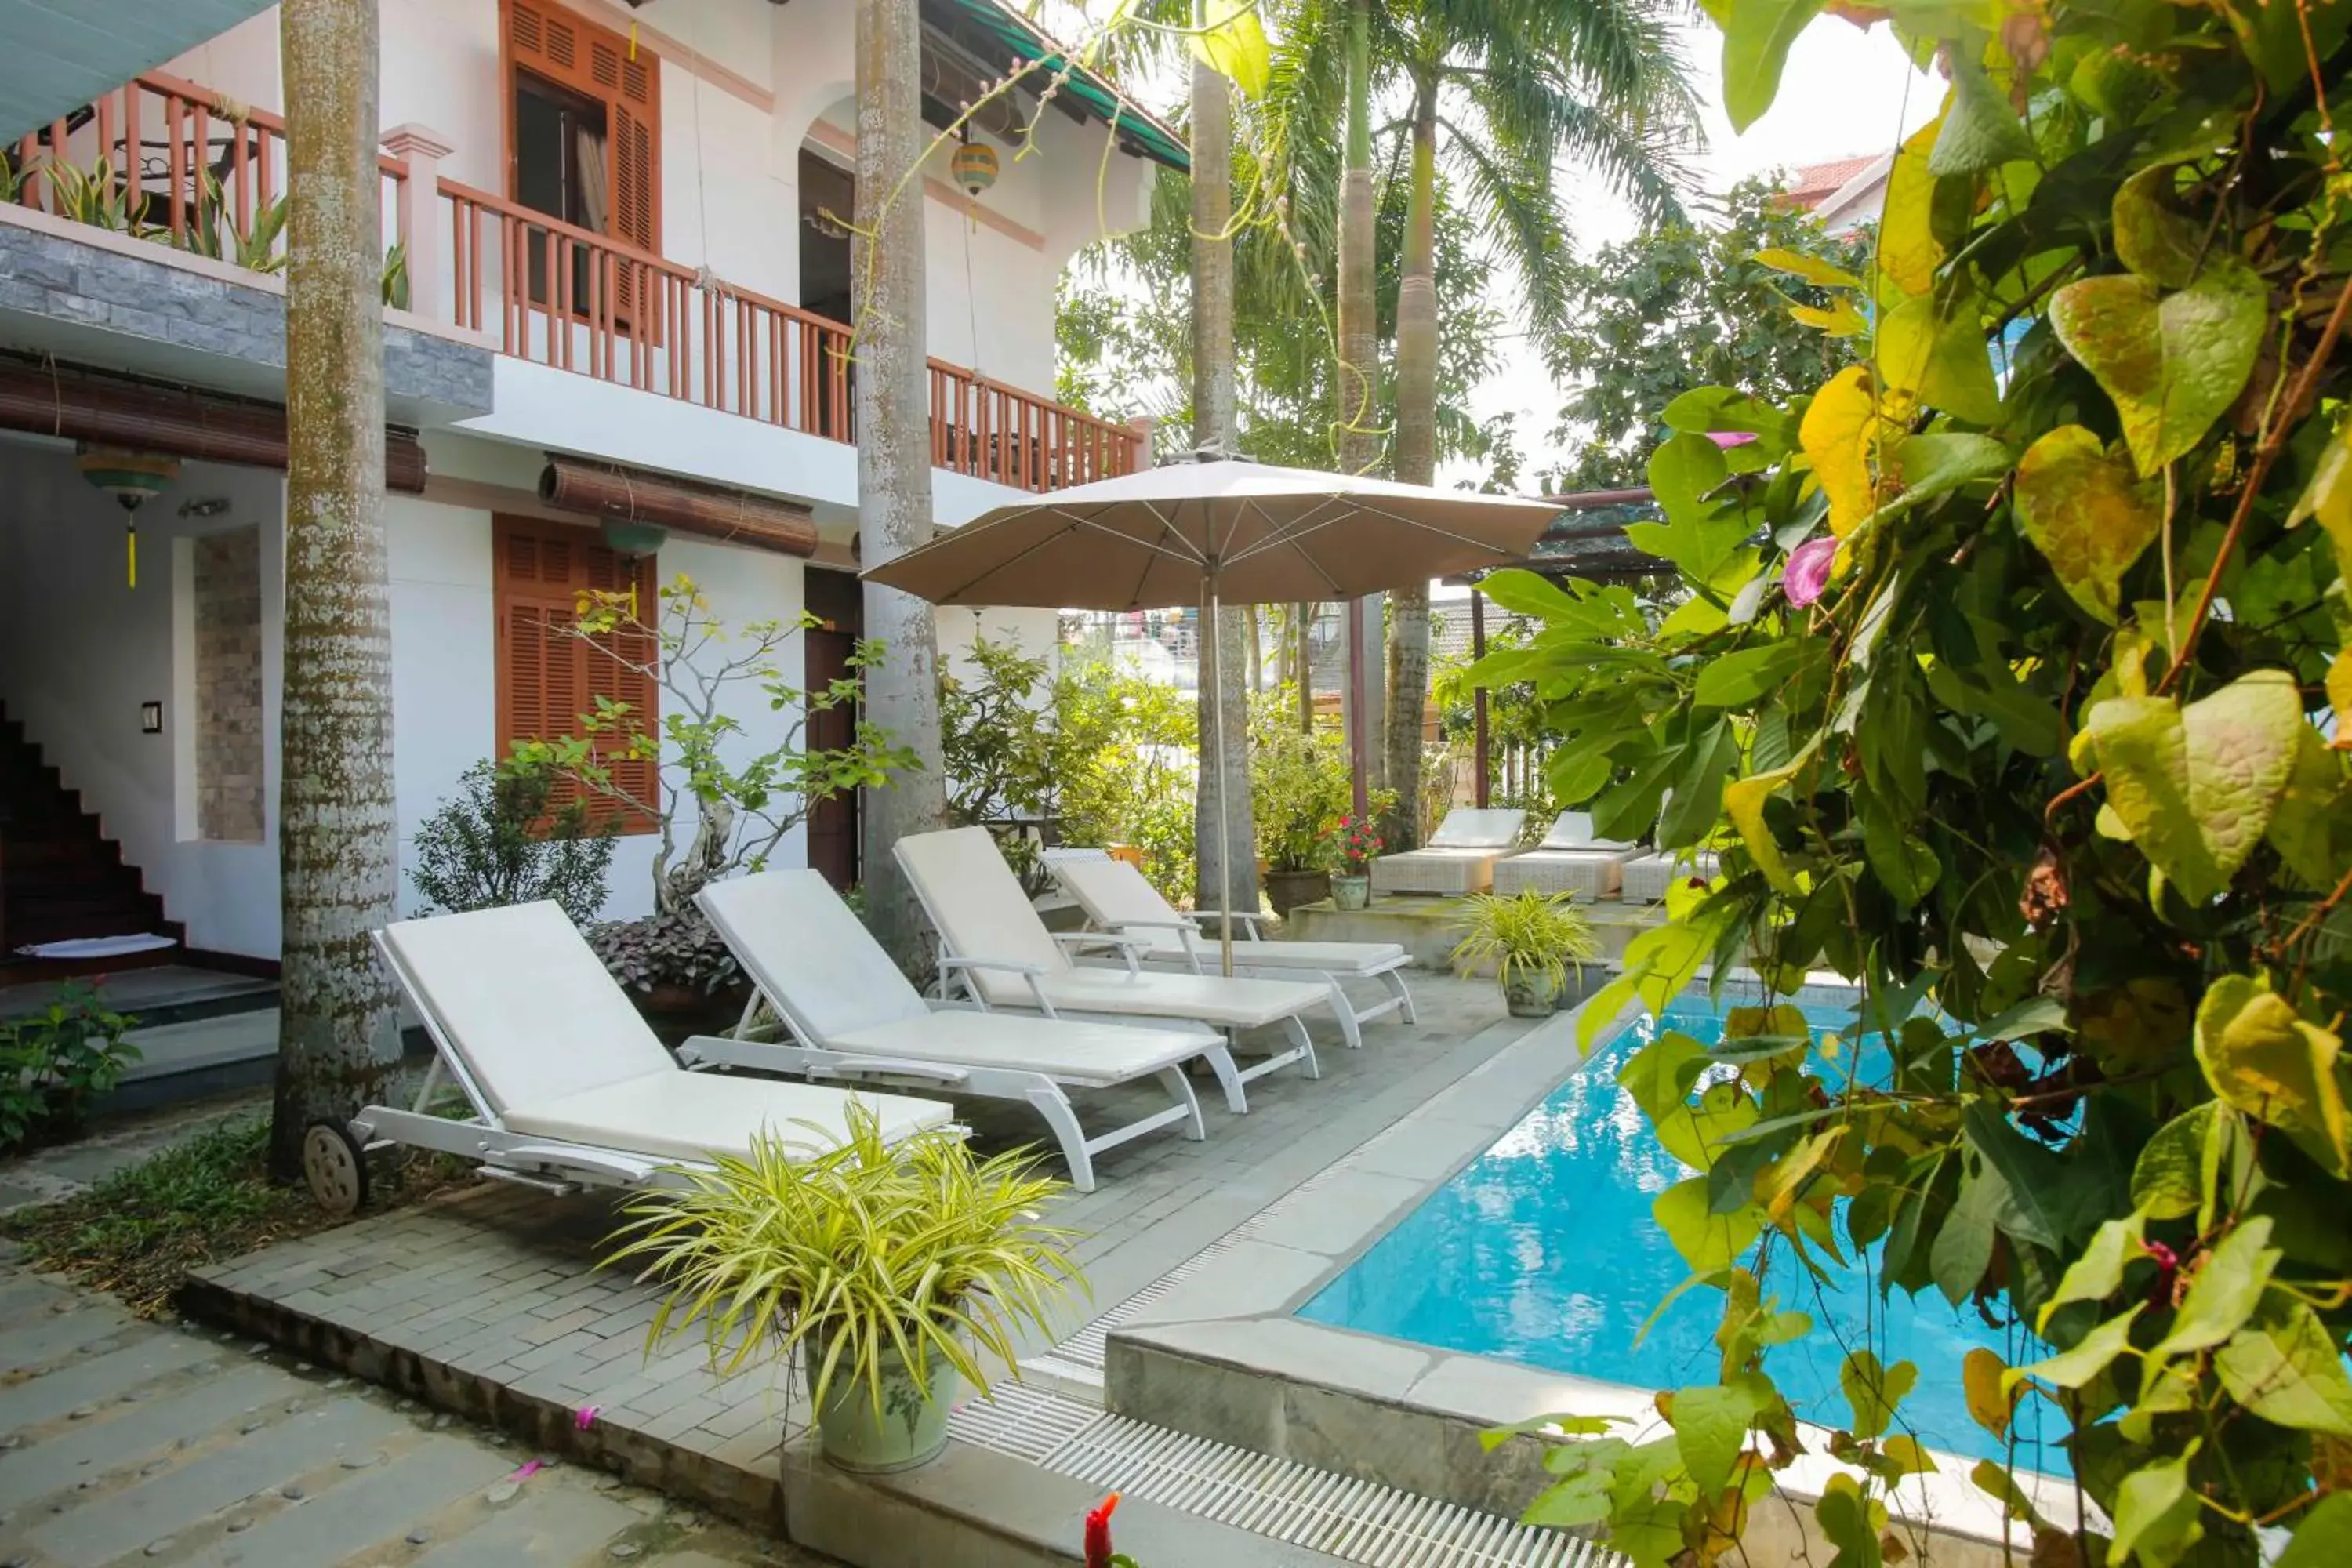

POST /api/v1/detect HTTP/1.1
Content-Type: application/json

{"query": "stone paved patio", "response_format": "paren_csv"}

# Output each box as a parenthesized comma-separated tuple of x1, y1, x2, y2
(0, 1247, 830, 1566)
(179, 977, 1539, 1556)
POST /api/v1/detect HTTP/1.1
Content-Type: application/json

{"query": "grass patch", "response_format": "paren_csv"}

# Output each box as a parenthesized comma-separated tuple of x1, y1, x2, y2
(1, 1116, 468, 1316)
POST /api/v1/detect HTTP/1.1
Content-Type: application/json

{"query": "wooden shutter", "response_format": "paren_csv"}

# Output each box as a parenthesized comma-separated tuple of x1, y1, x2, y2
(494, 517, 658, 834)
(503, 0, 662, 257)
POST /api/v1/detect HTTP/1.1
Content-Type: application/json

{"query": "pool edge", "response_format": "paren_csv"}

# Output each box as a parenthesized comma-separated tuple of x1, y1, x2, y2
(1102, 976, 2084, 1565)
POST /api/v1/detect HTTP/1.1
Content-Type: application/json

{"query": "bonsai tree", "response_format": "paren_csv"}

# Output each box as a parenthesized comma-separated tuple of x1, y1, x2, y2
(509, 575, 916, 994)
(409, 760, 617, 924)
(606, 1105, 1081, 1472)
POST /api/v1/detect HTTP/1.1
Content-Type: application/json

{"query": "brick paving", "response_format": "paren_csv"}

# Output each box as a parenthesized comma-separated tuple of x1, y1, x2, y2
(0, 1249, 833, 1567)
(178, 977, 1534, 1533)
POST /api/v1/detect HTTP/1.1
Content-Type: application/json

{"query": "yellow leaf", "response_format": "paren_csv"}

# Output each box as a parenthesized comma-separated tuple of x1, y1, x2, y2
(1800, 365, 1889, 539)
(1878, 112, 1948, 298)
(1755, 1127, 1846, 1222)
(1188, 0, 1271, 99)
(2015, 426, 2165, 624)
(1725, 745, 1815, 894)
(1964, 1346, 2013, 1437)
(2328, 651, 2352, 727)
(1791, 296, 1870, 336)
(1757, 246, 1864, 289)
(2291, 420, 2352, 577)
(2196, 975, 2350, 1175)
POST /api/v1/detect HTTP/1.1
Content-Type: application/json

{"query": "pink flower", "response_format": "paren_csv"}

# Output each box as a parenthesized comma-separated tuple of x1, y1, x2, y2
(1782, 537, 1837, 608)
(510, 1460, 543, 1480)
(1705, 431, 1759, 449)
(575, 1406, 601, 1431)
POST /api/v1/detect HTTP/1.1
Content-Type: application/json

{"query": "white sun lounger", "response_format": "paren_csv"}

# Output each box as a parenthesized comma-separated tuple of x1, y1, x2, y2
(682, 870, 1244, 1191)
(1051, 856, 1416, 1050)
(309, 902, 956, 1213)
(894, 826, 1328, 1087)
(1623, 848, 1721, 903)
(1491, 811, 1643, 901)
(1370, 808, 1528, 896)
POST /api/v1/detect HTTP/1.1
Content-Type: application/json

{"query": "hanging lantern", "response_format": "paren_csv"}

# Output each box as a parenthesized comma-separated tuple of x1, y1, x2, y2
(75, 445, 179, 589)
(598, 519, 668, 559)
(951, 138, 999, 198)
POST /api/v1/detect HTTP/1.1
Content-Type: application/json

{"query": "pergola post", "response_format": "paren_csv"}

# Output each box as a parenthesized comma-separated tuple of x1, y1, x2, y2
(1470, 583, 1489, 808)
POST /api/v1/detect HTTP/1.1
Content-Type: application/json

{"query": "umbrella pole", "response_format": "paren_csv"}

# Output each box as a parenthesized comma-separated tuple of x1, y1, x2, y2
(1205, 574, 1236, 979)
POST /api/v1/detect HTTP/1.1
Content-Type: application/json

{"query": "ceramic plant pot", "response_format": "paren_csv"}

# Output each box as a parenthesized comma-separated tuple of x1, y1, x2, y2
(1330, 873, 1371, 912)
(809, 1340, 958, 1473)
(1502, 968, 1563, 1018)
(1265, 868, 1331, 917)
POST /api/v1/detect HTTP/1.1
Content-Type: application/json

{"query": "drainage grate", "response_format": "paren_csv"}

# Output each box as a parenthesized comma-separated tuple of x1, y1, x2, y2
(947, 1380, 1107, 1463)
(1038, 1408, 1623, 1568)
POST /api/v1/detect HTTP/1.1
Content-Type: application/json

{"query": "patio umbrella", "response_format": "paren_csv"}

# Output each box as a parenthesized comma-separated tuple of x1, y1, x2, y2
(864, 451, 1562, 976)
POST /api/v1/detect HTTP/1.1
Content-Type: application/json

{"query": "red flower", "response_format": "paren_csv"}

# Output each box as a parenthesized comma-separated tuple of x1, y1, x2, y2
(1084, 1492, 1121, 1568)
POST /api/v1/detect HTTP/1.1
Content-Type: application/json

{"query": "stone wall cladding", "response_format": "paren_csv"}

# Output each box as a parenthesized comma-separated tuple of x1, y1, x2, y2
(193, 526, 265, 844)
(0, 223, 493, 416)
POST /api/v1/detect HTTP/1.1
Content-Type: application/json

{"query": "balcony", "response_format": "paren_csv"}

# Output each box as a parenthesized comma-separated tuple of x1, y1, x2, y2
(5, 70, 1145, 495)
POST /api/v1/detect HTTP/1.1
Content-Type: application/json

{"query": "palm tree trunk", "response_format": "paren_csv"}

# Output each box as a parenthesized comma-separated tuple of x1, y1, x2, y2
(855, 0, 948, 974)
(1190, 38, 1257, 923)
(1384, 74, 1441, 849)
(1296, 605, 1314, 733)
(1336, 0, 1385, 813)
(271, 0, 400, 1180)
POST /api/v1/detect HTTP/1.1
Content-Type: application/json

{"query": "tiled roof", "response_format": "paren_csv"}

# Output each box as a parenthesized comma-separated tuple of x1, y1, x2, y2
(1782, 154, 1879, 209)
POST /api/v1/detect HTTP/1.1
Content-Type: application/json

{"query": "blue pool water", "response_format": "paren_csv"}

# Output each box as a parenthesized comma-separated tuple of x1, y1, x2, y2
(1299, 988, 2053, 1471)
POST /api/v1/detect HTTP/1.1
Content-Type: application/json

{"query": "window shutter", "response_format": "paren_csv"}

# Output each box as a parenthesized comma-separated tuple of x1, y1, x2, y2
(608, 53, 660, 321)
(494, 517, 658, 835)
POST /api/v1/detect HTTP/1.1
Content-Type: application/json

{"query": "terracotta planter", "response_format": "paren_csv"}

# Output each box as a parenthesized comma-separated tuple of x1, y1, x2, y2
(1265, 868, 1331, 917)
(1330, 874, 1371, 911)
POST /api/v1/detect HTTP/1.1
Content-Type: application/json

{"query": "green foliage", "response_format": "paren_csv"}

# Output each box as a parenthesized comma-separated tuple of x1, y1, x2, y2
(382, 241, 410, 310)
(0, 984, 138, 1149)
(605, 1105, 1082, 1421)
(409, 760, 617, 925)
(1480, 1, 2352, 1562)
(938, 637, 1061, 891)
(1051, 653, 1199, 900)
(509, 573, 916, 918)
(1547, 178, 1870, 492)
(1449, 889, 1599, 996)
(1247, 691, 1353, 871)
(176, 172, 286, 274)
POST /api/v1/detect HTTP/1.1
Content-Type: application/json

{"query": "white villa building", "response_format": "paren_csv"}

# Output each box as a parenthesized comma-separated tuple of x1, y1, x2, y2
(0, 0, 1179, 974)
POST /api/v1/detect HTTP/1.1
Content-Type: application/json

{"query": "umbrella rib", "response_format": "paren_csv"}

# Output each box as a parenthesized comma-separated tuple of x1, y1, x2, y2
(1230, 497, 1537, 565)
(1231, 494, 1348, 597)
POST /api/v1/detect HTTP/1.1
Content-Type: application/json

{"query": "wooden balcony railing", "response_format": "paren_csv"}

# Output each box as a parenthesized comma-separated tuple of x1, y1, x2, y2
(10, 71, 408, 274)
(442, 178, 1141, 493)
(5, 64, 1138, 496)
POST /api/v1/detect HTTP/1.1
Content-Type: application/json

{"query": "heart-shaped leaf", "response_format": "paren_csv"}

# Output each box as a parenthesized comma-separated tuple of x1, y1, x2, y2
(2015, 426, 2164, 622)
(2196, 975, 2350, 1174)
(1719, 0, 1826, 132)
(1798, 365, 1887, 539)
(2113, 166, 2210, 290)
(1877, 293, 2003, 425)
(2084, 670, 2303, 902)
(1929, 51, 2034, 174)
(2051, 263, 2268, 475)
(1878, 115, 1947, 296)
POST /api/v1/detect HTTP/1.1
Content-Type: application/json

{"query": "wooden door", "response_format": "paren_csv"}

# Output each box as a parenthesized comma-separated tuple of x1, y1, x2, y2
(803, 568, 862, 891)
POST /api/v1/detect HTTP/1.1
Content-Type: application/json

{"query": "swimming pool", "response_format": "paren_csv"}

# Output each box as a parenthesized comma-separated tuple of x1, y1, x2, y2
(1298, 985, 2054, 1472)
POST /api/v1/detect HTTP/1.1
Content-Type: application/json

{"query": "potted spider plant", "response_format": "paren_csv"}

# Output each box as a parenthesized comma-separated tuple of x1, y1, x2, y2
(1450, 889, 1601, 1017)
(606, 1105, 1082, 1472)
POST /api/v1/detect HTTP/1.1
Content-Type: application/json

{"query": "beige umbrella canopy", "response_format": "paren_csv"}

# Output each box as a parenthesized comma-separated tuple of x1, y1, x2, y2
(862, 452, 1563, 976)
(861, 455, 1563, 609)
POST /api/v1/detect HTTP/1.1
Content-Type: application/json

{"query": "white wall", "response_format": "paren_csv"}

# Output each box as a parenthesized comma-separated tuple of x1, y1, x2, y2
(0, 441, 287, 957)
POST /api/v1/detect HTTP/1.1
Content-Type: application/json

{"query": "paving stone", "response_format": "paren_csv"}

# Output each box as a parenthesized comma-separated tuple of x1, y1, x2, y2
(0, 1336, 219, 1430)
(412, 1487, 637, 1566)
(174, 1439, 510, 1568)
(27, 1399, 408, 1566)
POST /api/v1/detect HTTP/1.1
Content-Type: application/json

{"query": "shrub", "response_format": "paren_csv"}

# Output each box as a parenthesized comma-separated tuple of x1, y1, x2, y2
(0, 985, 139, 1149)
(409, 761, 618, 925)
(585, 907, 742, 998)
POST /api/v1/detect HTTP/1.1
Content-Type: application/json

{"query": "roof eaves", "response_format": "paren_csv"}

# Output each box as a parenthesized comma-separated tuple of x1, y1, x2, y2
(947, 0, 1191, 173)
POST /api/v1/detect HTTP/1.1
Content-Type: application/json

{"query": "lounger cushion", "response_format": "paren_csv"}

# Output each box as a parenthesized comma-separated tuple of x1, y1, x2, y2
(1201, 940, 1408, 974)
(1428, 809, 1526, 848)
(833, 1011, 1207, 1082)
(506, 1069, 952, 1167)
(380, 902, 674, 1113)
(896, 826, 1070, 1007)
(1537, 811, 1637, 851)
(698, 870, 931, 1040)
(1033, 969, 1327, 1029)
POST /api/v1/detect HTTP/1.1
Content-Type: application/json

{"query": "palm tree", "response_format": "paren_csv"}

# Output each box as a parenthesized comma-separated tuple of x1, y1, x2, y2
(272, 0, 401, 1178)
(1335, 0, 1384, 811)
(1190, 6, 1259, 924)
(1372, 0, 1695, 847)
(855, 0, 949, 974)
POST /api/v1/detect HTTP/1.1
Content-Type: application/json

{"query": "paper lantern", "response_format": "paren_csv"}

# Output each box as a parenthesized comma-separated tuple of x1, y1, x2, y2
(75, 445, 179, 589)
(951, 140, 999, 198)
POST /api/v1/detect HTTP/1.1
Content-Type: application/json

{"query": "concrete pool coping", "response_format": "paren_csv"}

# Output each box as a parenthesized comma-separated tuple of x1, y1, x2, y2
(1102, 973, 2089, 1563)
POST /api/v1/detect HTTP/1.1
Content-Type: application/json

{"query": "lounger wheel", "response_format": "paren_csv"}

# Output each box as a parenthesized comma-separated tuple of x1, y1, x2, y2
(302, 1120, 371, 1217)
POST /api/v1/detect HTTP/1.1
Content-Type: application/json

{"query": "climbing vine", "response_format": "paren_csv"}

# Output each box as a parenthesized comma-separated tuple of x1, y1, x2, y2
(1474, 0, 2352, 1562)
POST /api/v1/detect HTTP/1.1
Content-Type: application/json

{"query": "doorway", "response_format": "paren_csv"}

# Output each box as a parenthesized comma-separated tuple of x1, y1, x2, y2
(803, 568, 862, 892)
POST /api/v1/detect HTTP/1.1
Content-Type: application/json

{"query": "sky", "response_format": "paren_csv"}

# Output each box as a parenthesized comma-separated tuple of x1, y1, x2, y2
(1454, 16, 1944, 484)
